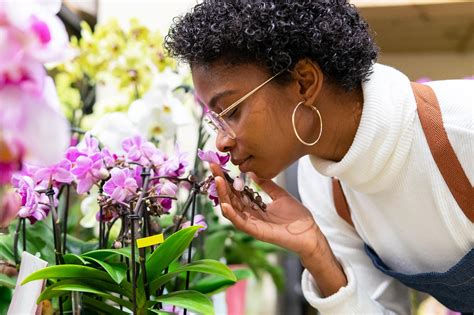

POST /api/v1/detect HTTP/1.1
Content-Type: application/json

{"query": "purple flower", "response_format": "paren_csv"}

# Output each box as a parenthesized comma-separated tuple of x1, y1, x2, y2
(156, 181, 178, 212)
(17, 188, 50, 224)
(208, 180, 219, 206)
(121, 135, 163, 166)
(77, 132, 100, 156)
(103, 168, 138, 202)
(181, 214, 207, 237)
(65, 146, 82, 163)
(197, 149, 229, 169)
(101, 147, 117, 168)
(0, 161, 20, 185)
(14, 176, 57, 224)
(159, 145, 188, 177)
(71, 153, 108, 194)
(34, 158, 73, 185)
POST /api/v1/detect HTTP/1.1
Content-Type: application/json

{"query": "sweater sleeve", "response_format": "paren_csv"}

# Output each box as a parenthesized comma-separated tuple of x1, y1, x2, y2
(297, 156, 411, 314)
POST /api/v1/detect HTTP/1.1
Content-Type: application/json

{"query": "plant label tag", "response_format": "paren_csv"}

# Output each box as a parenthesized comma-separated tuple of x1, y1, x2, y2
(8, 251, 48, 315)
(136, 233, 164, 248)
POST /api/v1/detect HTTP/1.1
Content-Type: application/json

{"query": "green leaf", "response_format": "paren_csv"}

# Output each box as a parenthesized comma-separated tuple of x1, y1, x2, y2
(204, 231, 228, 260)
(81, 248, 132, 261)
(0, 287, 12, 315)
(147, 309, 176, 315)
(190, 268, 253, 295)
(38, 278, 130, 302)
(21, 265, 114, 285)
(63, 253, 87, 265)
(82, 295, 129, 315)
(0, 233, 15, 264)
(146, 226, 201, 283)
(0, 274, 16, 289)
(82, 256, 126, 284)
(151, 290, 214, 315)
(149, 259, 236, 292)
(51, 283, 134, 311)
(65, 234, 98, 255)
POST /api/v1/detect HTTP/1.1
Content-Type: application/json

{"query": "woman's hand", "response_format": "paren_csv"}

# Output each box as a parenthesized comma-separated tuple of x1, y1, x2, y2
(210, 163, 323, 258)
(210, 163, 348, 297)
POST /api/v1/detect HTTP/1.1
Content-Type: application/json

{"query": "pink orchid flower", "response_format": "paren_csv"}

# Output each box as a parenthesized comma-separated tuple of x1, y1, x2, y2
(181, 214, 208, 238)
(103, 168, 139, 203)
(197, 149, 230, 168)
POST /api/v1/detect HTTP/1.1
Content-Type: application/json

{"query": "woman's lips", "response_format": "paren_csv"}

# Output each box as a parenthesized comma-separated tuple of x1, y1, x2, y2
(236, 156, 252, 172)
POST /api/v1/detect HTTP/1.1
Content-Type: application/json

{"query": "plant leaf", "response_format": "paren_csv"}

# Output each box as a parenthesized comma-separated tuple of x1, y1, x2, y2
(0, 274, 16, 289)
(203, 230, 228, 260)
(149, 259, 236, 292)
(63, 253, 87, 265)
(151, 290, 214, 315)
(81, 248, 132, 261)
(38, 279, 130, 302)
(190, 268, 253, 295)
(82, 295, 129, 315)
(146, 226, 201, 283)
(147, 309, 176, 315)
(51, 283, 134, 311)
(21, 265, 114, 285)
(82, 256, 126, 284)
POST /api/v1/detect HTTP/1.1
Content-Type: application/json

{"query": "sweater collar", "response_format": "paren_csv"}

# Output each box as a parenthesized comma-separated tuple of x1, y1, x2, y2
(309, 64, 418, 193)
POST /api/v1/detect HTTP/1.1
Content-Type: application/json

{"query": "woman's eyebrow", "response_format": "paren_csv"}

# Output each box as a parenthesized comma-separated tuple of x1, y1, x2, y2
(208, 90, 236, 111)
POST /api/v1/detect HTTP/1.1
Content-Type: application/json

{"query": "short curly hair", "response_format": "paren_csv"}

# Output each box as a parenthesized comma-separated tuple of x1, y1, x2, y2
(165, 0, 378, 90)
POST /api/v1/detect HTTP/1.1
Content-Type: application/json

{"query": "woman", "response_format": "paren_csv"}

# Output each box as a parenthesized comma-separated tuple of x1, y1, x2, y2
(165, 1, 473, 314)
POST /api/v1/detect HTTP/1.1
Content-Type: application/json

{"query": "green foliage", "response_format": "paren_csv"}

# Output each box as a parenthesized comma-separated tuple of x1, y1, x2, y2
(191, 268, 254, 296)
(198, 221, 286, 291)
(0, 287, 12, 315)
(151, 291, 214, 315)
(21, 226, 241, 314)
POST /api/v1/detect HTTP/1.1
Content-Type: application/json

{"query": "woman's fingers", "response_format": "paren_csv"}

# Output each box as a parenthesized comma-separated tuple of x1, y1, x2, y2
(210, 163, 225, 178)
(249, 172, 288, 200)
(221, 203, 260, 236)
(214, 175, 232, 204)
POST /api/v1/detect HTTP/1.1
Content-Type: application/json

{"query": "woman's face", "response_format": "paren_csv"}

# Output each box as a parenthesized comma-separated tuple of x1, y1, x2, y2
(192, 62, 306, 179)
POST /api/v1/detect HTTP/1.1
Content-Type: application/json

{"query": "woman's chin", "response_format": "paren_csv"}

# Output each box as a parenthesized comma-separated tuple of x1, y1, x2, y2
(249, 165, 280, 180)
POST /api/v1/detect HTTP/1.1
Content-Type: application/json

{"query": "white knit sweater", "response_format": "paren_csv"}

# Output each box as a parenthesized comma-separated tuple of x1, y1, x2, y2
(298, 64, 474, 314)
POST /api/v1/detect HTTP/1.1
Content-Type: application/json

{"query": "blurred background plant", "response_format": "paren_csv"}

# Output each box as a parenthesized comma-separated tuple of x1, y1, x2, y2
(0, 3, 285, 314)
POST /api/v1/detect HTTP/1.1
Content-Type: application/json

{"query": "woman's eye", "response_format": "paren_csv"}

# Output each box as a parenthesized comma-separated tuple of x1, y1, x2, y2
(227, 107, 239, 119)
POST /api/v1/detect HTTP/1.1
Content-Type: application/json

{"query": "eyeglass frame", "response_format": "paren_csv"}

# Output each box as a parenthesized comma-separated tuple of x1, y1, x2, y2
(205, 70, 285, 139)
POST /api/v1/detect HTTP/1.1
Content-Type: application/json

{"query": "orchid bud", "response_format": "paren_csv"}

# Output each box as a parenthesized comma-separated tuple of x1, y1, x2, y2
(98, 168, 109, 180)
(233, 176, 244, 191)
(113, 241, 122, 249)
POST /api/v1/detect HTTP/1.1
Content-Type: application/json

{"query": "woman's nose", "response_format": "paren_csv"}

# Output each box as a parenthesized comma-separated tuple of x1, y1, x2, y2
(215, 131, 236, 153)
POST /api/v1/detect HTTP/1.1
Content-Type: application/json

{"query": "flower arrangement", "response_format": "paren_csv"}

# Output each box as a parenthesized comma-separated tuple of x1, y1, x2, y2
(0, 3, 285, 314)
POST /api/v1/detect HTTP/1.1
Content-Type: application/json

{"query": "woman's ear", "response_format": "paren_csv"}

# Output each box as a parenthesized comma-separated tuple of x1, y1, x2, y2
(292, 58, 323, 106)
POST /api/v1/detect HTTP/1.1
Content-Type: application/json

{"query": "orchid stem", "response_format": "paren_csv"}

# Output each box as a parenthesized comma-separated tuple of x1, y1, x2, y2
(183, 187, 198, 315)
(62, 185, 70, 254)
(21, 218, 26, 252)
(13, 219, 21, 266)
(46, 188, 63, 264)
(129, 214, 139, 315)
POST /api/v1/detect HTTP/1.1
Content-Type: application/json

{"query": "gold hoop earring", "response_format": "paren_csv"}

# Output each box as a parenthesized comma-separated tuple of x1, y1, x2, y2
(291, 101, 323, 146)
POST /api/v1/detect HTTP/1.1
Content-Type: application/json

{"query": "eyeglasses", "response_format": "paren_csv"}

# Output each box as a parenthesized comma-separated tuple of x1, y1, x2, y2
(204, 70, 284, 139)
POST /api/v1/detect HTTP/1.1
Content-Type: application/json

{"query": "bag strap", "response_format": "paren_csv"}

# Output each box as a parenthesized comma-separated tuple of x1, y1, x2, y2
(332, 83, 473, 226)
(411, 82, 473, 222)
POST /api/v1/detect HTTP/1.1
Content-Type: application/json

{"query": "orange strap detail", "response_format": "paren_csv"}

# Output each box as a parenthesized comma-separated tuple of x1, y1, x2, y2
(332, 83, 473, 225)
(411, 82, 473, 222)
